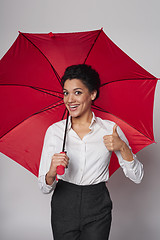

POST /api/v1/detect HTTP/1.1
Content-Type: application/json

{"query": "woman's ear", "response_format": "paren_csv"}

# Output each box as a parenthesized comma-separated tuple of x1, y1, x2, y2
(91, 90, 97, 101)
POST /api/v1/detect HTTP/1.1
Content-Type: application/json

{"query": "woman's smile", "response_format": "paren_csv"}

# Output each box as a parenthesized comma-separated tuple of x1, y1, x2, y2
(68, 104, 80, 111)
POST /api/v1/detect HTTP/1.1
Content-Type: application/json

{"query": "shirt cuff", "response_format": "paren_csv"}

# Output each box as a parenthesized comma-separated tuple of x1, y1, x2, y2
(38, 175, 57, 194)
(115, 151, 144, 183)
(122, 158, 136, 169)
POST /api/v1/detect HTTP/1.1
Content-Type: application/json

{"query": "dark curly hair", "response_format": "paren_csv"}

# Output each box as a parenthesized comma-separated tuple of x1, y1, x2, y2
(61, 64, 101, 100)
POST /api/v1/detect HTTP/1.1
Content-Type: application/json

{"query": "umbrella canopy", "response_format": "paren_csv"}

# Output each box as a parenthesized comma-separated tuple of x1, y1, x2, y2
(0, 28, 158, 177)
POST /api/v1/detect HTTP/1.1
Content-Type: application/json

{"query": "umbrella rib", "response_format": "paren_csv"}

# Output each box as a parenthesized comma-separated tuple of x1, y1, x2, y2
(61, 108, 67, 120)
(31, 86, 63, 99)
(84, 28, 103, 64)
(33, 100, 64, 115)
(100, 77, 158, 87)
(20, 32, 62, 86)
(0, 83, 63, 99)
(0, 100, 64, 139)
(92, 104, 155, 142)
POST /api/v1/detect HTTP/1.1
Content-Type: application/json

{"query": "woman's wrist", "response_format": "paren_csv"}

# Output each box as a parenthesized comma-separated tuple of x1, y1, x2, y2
(120, 142, 134, 162)
(45, 172, 56, 185)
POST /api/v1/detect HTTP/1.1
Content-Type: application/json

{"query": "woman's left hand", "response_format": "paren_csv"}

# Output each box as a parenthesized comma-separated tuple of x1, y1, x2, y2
(103, 124, 124, 152)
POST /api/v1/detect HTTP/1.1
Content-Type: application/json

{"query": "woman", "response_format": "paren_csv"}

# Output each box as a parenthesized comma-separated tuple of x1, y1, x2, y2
(38, 64, 144, 240)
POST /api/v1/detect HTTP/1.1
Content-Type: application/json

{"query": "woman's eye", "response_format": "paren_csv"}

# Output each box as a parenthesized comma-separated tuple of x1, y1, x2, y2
(75, 91, 82, 95)
(63, 91, 68, 96)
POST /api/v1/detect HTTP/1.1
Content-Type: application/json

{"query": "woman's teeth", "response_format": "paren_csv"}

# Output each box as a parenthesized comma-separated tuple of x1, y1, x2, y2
(69, 105, 79, 109)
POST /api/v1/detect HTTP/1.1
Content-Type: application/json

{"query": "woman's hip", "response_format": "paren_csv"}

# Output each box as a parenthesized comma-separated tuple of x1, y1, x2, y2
(51, 180, 112, 221)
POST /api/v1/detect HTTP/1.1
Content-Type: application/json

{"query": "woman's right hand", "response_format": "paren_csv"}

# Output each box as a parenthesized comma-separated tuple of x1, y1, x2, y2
(45, 152, 69, 185)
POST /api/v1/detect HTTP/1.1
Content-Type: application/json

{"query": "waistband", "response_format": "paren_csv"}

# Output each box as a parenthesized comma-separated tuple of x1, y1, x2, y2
(56, 180, 107, 193)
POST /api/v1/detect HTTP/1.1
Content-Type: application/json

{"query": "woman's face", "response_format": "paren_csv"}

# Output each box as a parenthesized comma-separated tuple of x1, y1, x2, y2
(63, 78, 97, 118)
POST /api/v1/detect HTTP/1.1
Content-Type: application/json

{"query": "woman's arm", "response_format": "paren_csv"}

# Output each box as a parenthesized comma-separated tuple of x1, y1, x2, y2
(38, 126, 57, 194)
(38, 126, 69, 193)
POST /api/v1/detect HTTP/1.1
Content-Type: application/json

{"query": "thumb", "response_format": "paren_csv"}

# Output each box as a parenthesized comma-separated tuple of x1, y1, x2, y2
(112, 124, 118, 135)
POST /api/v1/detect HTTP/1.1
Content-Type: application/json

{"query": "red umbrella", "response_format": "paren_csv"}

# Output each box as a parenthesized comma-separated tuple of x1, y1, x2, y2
(0, 28, 158, 177)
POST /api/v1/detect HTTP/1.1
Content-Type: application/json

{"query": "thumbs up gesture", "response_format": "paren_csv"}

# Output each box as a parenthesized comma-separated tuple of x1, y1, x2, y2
(103, 124, 124, 152)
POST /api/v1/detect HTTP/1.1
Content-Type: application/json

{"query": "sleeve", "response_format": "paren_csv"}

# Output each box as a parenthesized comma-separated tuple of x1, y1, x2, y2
(38, 125, 57, 194)
(114, 126, 144, 184)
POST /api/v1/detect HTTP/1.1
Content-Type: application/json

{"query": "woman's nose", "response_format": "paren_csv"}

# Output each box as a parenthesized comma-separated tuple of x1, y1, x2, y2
(67, 93, 75, 102)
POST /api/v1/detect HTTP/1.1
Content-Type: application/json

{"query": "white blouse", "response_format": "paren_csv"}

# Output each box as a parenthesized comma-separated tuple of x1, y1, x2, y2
(38, 112, 144, 194)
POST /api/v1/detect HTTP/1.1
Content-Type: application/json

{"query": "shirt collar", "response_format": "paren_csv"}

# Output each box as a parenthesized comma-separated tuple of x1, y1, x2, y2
(67, 115, 72, 131)
(67, 112, 97, 131)
(89, 112, 97, 129)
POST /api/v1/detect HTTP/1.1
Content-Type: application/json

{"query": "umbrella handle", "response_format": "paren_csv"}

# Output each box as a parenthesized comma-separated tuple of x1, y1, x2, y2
(56, 152, 66, 175)
(57, 111, 69, 177)
(57, 165, 65, 175)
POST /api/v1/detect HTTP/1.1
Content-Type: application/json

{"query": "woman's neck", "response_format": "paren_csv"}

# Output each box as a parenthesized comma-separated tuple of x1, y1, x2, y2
(71, 111, 93, 126)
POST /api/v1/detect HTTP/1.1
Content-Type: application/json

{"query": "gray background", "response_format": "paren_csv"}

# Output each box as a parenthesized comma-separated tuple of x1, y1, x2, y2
(0, 0, 160, 239)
